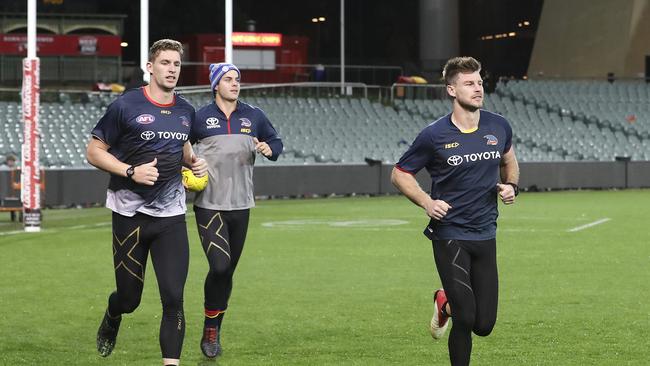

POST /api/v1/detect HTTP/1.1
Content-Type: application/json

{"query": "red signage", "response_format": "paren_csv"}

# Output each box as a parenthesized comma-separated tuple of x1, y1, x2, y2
(232, 32, 282, 47)
(0, 34, 121, 56)
(22, 58, 42, 231)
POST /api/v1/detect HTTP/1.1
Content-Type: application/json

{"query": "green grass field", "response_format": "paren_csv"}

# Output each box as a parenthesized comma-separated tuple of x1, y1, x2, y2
(1, 190, 649, 365)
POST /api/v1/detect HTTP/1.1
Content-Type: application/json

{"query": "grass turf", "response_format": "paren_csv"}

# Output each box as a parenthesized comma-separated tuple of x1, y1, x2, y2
(0, 190, 649, 365)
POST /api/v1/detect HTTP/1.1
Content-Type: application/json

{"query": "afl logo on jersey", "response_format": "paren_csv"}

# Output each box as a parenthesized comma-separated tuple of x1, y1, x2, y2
(447, 155, 463, 166)
(240, 118, 252, 127)
(141, 131, 155, 140)
(136, 114, 156, 124)
(484, 135, 498, 145)
(206, 117, 220, 129)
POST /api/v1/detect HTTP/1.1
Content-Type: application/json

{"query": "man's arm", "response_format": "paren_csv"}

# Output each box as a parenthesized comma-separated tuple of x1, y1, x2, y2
(499, 147, 519, 184)
(182, 141, 193, 168)
(87, 138, 130, 177)
(391, 167, 451, 221)
(86, 137, 159, 185)
(497, 147, 520, 204)
(182, 141, 208, 177)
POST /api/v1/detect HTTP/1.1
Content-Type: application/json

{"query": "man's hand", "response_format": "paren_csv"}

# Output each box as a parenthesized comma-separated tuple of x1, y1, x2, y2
(191, 155, 208, 177)
(424, 198, 452, 220)
(253, 137, 272, 157)
(496, 183, 516, 204)
(132, 158, 159, 186)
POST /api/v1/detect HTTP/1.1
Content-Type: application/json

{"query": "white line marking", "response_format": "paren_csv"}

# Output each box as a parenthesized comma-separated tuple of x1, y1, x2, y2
(567, 218, 611, 232)
(0, 222, 111, 237)
(261, 219, 409, 228)
(0, 230, 26, 236)
(0, 211, 197, 237)
(67, 222, 111, 230)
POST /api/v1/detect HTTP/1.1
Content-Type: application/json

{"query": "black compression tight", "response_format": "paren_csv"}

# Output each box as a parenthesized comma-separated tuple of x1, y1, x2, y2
(108, 212, 189, 360)
(432, 239, 498, 366)
(194, 207, 250, 315)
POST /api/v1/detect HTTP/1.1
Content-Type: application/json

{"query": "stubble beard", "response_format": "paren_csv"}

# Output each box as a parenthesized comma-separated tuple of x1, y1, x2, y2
(457, 97, 482, 112)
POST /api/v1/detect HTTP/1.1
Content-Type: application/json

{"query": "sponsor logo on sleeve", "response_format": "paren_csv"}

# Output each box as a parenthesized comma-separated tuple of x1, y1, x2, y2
(136, 114, 155, 124)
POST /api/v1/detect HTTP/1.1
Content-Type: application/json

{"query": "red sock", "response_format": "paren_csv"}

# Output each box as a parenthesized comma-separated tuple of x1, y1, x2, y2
(204, 309, 225, 328)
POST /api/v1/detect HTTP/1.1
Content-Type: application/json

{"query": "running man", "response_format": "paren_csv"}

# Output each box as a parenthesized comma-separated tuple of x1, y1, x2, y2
(391, 56, 519, 365)
(87, 39, 207, 366)
(190, 63, 283, 358)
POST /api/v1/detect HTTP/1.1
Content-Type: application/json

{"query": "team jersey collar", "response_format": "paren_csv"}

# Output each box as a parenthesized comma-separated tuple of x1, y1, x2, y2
(142, 86, 176, 108)
(213, 99, 241, 117)
(449, 110, 481, 134)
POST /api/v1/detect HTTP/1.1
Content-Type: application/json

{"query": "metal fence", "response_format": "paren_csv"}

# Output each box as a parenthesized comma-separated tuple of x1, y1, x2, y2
(179, 62, 403, 87)
(0, 55, 122, 86)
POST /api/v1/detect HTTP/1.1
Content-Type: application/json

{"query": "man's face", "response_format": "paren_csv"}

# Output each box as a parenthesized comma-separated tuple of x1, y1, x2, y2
(147, 50, 181, 92)
(447, 71, 484, 111)
(216, 70, 240, 102)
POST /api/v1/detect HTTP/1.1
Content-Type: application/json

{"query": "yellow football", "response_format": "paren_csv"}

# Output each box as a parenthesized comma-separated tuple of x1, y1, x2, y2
(182, 168, 208, 192)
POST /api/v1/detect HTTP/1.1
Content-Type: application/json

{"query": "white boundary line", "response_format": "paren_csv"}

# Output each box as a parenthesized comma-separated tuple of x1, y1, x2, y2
(0, 222, 111, 237)
(0, 212, 197, 237)
(567, 218, 611, 232)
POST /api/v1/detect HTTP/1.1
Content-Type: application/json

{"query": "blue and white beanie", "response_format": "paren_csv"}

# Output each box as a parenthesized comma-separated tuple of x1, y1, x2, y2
(209, 63, 240, 91)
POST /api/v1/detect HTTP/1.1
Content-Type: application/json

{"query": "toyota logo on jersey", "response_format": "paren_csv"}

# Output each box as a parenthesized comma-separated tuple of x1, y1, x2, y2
(447, 155, 463, 166)
(206, 117, 220, 129)
(447, 151, 502, 166)
(141, 131, 155, 140)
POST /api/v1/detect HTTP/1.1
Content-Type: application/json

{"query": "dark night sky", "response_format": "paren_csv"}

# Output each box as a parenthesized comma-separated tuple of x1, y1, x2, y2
(1, 0, 543, 78)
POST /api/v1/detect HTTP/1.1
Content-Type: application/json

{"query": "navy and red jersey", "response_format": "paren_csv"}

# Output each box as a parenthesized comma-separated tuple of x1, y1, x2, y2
(191, 100, 283, 210)
(91, 87, 195, 217)
(396, 110, 513, 240)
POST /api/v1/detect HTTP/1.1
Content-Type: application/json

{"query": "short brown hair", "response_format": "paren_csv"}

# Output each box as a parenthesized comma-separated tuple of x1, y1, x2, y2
(148, 39, 184, 62)
(442, 57, 481, 85)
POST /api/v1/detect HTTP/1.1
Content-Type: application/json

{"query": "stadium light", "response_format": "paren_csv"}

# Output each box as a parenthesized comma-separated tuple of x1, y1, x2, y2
(318, 17, 326, 22)
(311, 18, 318, 23)
(120, 42, 128, 47)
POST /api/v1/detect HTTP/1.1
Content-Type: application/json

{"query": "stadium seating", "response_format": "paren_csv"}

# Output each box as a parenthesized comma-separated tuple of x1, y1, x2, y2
(495, 79, 650, 161)
(1, 80, 649, 168)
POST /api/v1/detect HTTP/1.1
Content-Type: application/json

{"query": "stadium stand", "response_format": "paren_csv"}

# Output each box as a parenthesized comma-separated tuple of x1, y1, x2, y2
(495, 79, 650, 162)
(1, 80, 649, 168)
